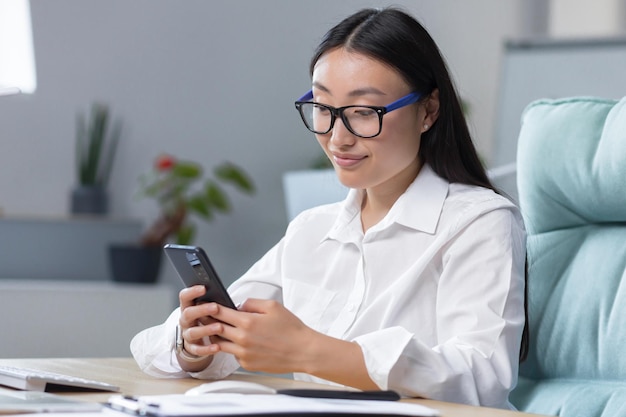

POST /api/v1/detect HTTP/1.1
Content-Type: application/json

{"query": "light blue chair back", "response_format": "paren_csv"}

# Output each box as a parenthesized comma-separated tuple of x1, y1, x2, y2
(510, 97, 626, 416)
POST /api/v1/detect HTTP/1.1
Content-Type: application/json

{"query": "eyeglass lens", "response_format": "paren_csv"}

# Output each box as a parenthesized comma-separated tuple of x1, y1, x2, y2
(299, 103, 381, 138)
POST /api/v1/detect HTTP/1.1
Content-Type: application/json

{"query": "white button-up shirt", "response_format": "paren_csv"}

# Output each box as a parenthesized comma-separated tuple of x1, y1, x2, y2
(131, 164, 526, 409)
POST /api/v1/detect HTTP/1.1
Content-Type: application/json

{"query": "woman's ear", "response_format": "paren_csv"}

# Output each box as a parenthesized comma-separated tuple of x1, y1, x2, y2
(421, 89, 440, 132)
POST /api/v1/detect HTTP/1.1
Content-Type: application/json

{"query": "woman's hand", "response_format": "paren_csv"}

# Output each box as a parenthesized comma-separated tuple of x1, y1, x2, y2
(204, 298, 318, 374)
(179, 293, 377, 389)
(176, 285, 221, 372)
(205, 298, 378, 390)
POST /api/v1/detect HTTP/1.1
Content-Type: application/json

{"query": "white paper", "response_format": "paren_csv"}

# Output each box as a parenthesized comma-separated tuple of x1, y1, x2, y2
(108, 393, 439, 416)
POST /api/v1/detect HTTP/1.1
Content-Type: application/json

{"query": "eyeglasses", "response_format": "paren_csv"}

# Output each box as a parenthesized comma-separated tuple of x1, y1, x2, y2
(294, 90, 422, 138)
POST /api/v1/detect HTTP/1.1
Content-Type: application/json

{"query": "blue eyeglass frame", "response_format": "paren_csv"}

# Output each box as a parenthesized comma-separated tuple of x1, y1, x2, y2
(294, 89, 422, 138)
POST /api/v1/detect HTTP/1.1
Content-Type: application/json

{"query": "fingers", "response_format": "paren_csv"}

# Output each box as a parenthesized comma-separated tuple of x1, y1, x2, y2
(177, 294, 237, 356)
(177, 299, 262, 358)
(179, 286, 213, 326)
(209, 302, 244, 325)
(180, 302, 218, 330)
(178, 307, 223, 358)
(196, 303, 249, 345)
(179, 285, 205, 309)
(181, 324, 221, 356)
(178, 286, 217, 353)
(238, 298, 269, 313)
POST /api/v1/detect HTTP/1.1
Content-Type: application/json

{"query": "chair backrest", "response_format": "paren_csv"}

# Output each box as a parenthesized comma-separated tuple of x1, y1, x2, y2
(510, 97, 626, 416)
(282, 169, 348, 221)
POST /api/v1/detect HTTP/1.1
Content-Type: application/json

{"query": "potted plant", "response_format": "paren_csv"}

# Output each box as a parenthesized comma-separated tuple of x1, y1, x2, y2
(71, 102, 121, 215)
(109, 154, 255, 284)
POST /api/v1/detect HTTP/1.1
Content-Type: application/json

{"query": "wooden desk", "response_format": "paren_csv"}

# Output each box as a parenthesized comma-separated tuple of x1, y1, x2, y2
(0, 358, 545, 417)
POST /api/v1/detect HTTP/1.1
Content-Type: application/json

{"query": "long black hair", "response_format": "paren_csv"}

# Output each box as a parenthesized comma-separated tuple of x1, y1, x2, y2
(310, 7, 528, 362)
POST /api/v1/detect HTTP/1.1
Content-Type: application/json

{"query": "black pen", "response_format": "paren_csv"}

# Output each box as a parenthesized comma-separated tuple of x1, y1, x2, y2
(277, 389, 401, 401)
(106, 395, 161, 416)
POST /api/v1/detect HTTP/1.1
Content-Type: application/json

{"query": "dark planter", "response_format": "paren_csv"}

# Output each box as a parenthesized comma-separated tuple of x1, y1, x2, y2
(109, 244, 162, 284)
(71, 185, 108, 215)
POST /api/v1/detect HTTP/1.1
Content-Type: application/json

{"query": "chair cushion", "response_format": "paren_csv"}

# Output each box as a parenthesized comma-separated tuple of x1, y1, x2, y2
(517, 97, 626, 231)
(511, 377, 626, 417)
(511, 97, 626, 415)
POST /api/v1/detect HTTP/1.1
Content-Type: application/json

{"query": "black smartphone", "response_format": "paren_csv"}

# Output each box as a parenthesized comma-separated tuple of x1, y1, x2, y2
(163, 244, 236, 309)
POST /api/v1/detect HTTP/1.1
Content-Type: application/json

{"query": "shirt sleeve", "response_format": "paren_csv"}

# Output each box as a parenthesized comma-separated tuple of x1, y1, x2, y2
(353, 205, 526, 409)
(129, 307, 187, 378)
(130, 239, 287, 379)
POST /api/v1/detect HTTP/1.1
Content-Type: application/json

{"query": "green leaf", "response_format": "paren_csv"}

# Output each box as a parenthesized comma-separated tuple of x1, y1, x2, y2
(138, 175, 162, 197)
(176, 223, 195, 246)
(172, 162, 201, 179)
(187, 194, 213, 220)
(214, 162, 255, 194)
(205, 181, 230, 212)
(76, 113, 87, 184)
(86, 103, 108, 185)
(99, 120, 121, 185)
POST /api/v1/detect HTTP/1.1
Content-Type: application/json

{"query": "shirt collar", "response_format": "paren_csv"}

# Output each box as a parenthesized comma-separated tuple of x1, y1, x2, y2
(387, 163, 449, 234)
(323, 164, 449, 243)
(322, 188, 363, 244)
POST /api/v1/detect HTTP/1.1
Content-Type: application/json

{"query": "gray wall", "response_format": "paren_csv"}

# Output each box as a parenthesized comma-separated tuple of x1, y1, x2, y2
(493, 37, 626, 167)
(0, 1, 529, 288)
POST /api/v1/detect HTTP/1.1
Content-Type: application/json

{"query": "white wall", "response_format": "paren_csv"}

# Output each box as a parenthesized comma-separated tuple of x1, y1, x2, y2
(0, 0, 532, 288)
(550, 0, 626, 37)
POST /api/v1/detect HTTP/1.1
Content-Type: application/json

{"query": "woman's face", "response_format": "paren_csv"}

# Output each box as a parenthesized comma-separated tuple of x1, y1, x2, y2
(311, 48, 427, 192)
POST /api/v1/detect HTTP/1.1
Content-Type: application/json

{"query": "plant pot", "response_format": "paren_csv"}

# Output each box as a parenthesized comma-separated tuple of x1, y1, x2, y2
(108, 244, 162, 284)
(71, 185, 108, 215)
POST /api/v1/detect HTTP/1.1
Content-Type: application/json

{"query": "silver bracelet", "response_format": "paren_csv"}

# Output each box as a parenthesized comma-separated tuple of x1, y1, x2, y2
(175, 325, 207, 363)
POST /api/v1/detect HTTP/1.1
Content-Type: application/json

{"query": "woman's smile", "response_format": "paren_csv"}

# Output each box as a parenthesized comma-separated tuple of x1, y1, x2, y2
(332, 152, 367, 168)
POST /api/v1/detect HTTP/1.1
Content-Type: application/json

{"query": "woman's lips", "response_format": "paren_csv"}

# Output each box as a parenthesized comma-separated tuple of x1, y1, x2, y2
(333, 154, 367, 167)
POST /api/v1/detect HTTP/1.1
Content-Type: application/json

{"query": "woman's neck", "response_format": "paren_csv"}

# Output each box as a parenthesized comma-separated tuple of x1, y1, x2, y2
(360, 160, 422, 232)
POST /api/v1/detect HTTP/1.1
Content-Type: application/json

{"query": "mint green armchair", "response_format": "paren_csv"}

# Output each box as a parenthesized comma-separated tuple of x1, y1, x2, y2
(509, 97, 626, 416)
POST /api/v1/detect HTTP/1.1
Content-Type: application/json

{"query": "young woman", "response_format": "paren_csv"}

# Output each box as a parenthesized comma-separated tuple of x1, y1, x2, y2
(131, 7, 527, 409)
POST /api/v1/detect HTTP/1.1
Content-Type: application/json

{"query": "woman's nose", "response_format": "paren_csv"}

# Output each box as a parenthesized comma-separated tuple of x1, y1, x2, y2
(329, 117, 356, 147)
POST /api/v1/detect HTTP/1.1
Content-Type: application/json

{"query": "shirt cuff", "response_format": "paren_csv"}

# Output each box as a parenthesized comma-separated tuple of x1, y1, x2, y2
(130, 309, 189, 378)
(130, 306, 242, 379)
(189, 352, 241, 379)
(353, 326, 413, 390)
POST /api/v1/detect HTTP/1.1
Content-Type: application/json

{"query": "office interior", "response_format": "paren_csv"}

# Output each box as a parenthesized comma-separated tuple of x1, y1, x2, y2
(1, 0, 625, 358)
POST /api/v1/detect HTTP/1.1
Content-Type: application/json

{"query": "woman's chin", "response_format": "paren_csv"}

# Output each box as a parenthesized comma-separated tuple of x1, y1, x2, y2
(335, 170, 366, 190)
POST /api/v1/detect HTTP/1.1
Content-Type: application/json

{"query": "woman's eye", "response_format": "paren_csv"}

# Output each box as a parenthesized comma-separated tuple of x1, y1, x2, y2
(314, 105, 331, 115)
(353, 108, 376, 117)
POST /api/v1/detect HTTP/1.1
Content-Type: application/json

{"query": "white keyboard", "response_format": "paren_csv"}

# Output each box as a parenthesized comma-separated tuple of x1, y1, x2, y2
(0, 365, 120, 392)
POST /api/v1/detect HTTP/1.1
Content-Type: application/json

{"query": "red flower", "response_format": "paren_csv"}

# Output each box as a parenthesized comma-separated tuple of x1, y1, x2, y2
(155, 154, 175, 171)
